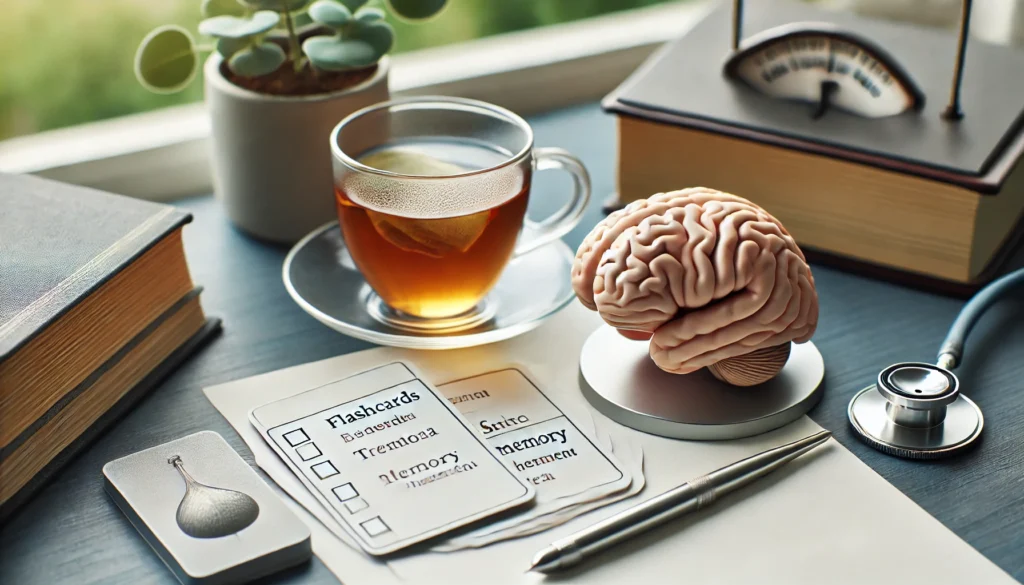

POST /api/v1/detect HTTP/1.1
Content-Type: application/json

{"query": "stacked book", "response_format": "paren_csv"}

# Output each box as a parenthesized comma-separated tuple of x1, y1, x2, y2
(603, 0, 1024, 290)
(0, 173, 220, 520)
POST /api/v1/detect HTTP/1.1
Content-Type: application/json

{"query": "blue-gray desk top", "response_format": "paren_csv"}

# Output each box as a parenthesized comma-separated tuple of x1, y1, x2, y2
(2, 104, 1022, 584)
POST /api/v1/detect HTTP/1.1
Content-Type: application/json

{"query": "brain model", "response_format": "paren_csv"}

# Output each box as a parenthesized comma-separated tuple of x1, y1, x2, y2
(572, 187, 818, 386)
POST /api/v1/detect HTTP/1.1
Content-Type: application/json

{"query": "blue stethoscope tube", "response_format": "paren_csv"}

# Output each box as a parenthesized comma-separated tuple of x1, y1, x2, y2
(938, 266, 1024, 369)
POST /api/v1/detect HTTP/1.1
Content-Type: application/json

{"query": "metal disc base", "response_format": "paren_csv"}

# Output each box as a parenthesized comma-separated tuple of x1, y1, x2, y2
(578, 326, 825, 440)
(848, 386, 983, 459)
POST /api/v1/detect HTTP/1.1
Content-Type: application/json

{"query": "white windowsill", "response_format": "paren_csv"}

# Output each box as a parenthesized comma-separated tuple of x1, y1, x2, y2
(0, 1, 710, 202)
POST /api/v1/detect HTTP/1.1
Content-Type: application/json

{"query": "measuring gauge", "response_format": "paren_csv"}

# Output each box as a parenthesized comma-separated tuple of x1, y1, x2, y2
(724, 23, 925, 119)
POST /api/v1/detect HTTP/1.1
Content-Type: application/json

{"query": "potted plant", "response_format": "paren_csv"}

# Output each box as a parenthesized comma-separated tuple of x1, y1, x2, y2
(134, 0, 447, 242)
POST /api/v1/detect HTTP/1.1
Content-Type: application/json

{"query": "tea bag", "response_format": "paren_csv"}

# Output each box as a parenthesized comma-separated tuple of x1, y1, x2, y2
(358, 149, 493, 257)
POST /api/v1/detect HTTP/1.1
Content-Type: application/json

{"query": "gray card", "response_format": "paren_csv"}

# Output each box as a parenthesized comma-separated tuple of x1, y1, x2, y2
(103, 431, 311, 585)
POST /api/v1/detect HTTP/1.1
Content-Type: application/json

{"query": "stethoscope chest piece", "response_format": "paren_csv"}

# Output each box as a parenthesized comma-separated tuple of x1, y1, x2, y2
(848, 362, 983, 459)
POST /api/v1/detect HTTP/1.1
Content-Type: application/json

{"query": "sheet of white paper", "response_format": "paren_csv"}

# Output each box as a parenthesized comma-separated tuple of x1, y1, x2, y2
(250, 362, 535, 555)
(205, 302, 1016, 585)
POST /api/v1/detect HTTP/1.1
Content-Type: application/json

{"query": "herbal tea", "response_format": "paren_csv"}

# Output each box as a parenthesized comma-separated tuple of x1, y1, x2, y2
(335, 139, 531, 319)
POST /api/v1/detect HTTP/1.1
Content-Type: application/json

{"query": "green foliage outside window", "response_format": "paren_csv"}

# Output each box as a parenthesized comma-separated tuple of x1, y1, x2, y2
(0, 0, 675, 142)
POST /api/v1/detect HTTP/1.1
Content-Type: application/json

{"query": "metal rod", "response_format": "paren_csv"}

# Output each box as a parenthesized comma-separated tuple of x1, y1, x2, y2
(732, 0, 744, 51)
(943, 0, 973, 121)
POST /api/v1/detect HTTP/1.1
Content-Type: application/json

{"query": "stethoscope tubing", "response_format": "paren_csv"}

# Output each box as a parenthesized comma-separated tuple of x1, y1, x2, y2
(937, 266, 1024, 368)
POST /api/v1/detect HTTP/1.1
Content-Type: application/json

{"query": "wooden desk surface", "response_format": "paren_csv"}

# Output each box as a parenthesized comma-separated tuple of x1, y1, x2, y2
(2, 104, 1022, 584)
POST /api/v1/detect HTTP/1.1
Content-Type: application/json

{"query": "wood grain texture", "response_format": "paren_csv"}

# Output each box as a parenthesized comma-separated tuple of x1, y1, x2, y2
(1, 104, 1022, 585)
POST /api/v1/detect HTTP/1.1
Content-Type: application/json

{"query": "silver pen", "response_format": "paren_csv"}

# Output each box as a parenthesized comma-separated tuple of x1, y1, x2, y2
(528, 430, 832, 573)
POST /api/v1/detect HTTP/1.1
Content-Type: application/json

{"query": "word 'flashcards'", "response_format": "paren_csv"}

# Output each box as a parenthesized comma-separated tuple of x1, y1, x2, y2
(249, 363, 535, 555)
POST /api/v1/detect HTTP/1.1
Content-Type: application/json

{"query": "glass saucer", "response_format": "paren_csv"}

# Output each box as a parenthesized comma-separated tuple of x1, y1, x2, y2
(282, 222, 576, 349)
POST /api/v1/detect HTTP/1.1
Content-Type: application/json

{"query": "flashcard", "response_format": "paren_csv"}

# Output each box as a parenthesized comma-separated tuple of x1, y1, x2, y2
(249, 362, 535, 556)
(440, 368, 627, 499)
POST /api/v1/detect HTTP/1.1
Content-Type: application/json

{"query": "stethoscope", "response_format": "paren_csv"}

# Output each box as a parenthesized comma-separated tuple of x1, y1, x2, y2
(848, 267, 1024, 459)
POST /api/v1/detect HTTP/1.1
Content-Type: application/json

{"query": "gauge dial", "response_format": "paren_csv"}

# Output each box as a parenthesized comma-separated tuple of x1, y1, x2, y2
(724, 23, 925, 118)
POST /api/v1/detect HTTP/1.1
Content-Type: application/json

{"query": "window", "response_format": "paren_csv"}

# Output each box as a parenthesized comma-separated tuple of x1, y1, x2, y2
(3, 0, 1017, 202)
(3, 0, 1020, 144)
(0, 0, 679, 143)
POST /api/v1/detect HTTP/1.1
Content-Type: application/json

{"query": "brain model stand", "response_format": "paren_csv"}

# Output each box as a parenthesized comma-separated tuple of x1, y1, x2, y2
(573, 187, 826, 440)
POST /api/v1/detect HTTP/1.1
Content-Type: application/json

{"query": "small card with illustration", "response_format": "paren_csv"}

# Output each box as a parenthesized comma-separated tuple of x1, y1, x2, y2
(103, 431, 311, 584)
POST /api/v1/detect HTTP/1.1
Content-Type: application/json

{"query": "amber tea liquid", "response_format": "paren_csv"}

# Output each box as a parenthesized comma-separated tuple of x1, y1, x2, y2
(336, 139, 531, 319)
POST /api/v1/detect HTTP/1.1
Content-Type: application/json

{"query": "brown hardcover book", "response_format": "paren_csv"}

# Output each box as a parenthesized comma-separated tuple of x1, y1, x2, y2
(603, 0, 1024, 290)
(0, 173, 220, 518)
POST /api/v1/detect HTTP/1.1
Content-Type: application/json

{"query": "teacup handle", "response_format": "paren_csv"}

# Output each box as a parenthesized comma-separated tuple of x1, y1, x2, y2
(514, 147, 592, 256)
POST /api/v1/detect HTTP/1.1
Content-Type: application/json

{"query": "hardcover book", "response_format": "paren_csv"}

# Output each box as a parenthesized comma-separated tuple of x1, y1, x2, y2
(603, 0, 1024, 291)
(0, 173, 221, 519)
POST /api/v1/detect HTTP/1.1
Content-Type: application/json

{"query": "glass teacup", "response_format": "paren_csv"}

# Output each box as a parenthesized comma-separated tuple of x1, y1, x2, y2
(330, 96, 590, 331)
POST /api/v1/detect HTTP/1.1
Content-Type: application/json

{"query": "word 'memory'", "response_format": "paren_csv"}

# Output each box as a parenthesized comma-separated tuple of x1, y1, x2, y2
(494, 429, 567, 456)
(514, 448, 578, 472)
(479, 414, 529, 435)
(380, 450, 459, 486)
(353, 427, 439, 460)
(340, 413, 416, 443)
(326, 389, 420, 428)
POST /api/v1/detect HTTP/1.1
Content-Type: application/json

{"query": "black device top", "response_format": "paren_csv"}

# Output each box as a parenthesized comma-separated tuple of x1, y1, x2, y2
(604, 0, 1024, 191)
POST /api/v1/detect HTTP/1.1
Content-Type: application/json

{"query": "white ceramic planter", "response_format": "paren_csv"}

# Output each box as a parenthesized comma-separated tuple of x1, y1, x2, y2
(204, 55, 390, 243)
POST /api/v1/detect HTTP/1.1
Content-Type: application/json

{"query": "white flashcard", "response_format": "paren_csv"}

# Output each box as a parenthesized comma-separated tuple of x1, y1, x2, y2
(440, 368, 628, 500)
(249, 363, 535, 556)
(428, 368, 636, 550)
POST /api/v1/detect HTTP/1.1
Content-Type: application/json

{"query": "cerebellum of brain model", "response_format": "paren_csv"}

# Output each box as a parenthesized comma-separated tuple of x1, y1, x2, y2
(572, 188, 819, 385)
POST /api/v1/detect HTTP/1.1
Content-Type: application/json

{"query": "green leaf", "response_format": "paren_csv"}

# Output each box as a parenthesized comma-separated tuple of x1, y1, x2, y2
(386, 0, 446, 21)
(338, 0, 369, 12)
(199, 10, 280, 38)
(354, 6, 385, 22)
(351, 21, 394, 56)
(303, 35, 377, 70)
(216, 36, 251, 58)
(227, 42, 286, 76)
(240, 0, 311, 11)
(134, 25, 199, 93)
(201, 0, 247, 18)
(308, 0, 352, 28)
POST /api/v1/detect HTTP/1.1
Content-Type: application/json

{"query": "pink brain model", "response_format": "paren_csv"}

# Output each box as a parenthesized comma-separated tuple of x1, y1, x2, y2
(572, 187, 819, 377)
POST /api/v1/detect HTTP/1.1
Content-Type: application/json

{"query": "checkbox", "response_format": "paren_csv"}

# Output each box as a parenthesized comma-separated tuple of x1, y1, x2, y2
(344, 497, 369, 514)
(283, 429, 309, 447)
(332, 482, 359, 502)
(311, 461, 339, 479)
(360, 516, 390, 537)
(296, 442, 321, 461)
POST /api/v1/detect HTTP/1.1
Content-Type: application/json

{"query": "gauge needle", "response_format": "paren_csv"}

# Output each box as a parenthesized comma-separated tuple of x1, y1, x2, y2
(812, 80, 840, 119)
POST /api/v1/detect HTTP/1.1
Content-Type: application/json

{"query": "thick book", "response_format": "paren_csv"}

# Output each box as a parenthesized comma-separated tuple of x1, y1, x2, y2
(603, 0, 1024, 291)
(0, 173, 220, 519)
(0, 298, 221, 521)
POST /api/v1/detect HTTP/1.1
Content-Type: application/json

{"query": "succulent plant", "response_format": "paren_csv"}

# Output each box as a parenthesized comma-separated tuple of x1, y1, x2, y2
(134, 0, 446, 93)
